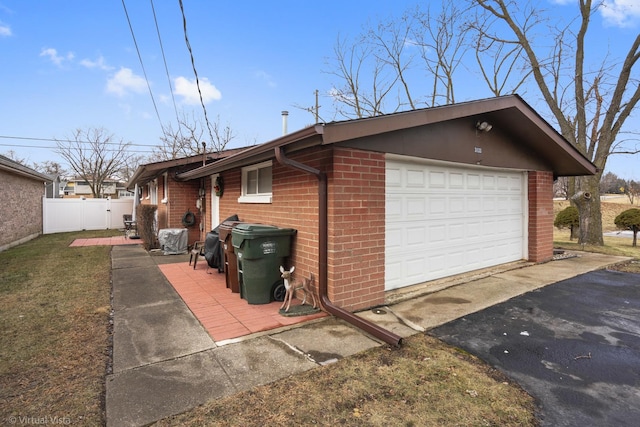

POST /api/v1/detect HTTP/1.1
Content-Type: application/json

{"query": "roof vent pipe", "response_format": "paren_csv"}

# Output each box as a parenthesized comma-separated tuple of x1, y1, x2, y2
(281, 111, 289, 135)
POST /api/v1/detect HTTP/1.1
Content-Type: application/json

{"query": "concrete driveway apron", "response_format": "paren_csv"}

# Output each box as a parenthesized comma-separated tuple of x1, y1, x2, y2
(429, 269, 640, 427)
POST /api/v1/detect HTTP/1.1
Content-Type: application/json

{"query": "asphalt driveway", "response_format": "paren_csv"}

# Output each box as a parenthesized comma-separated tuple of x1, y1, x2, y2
(430, 269, 640, 427)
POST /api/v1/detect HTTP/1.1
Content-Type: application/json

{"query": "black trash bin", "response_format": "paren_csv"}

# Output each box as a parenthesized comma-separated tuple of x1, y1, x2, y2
(231, 224, 296, 304)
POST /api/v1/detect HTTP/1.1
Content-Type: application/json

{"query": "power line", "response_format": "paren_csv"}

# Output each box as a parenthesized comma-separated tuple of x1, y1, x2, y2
(178, 0, 216, 150)
(0, 143, 156, 154)
(121, 0, 165, 132)
(150, 0, 182, 135)
(0, 135, 156, 147)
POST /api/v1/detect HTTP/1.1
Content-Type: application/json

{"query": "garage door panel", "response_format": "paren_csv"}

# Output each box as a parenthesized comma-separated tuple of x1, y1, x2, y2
(407, 169, 426, 187)
(386, 167, 402, 186)
(428, 197, 447, 215)
(428, 170, 446, 188)
(406, 226, 426, 248)
(467, 174, 481, 189)
(406, 197, 427, 216)
(386, 160, 525, 290)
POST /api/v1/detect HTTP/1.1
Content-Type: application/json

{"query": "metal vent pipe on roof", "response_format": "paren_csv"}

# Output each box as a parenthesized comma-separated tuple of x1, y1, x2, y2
(281, 111, 289, 135)
(275, 146, 402, 347)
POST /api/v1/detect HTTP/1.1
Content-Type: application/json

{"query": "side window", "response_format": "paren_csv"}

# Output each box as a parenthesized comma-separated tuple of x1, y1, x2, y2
(239, 161, 272, 203)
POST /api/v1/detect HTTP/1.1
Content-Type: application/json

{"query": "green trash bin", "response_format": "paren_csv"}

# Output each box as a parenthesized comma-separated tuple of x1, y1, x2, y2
(231, 224, 296, 304)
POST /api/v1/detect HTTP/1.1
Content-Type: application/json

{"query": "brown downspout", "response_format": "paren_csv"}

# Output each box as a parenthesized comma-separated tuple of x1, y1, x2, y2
(275, 147, 402, 347)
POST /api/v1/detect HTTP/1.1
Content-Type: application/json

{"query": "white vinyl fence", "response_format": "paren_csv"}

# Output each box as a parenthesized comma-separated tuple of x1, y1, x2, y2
(43, 198, 134, 234)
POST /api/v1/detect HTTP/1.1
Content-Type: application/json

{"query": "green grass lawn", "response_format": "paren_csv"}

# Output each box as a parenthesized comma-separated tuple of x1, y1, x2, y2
(0, 230, 119, 425)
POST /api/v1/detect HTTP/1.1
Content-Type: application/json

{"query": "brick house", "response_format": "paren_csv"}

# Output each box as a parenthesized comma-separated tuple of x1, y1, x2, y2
(0, 155, 52, 252)
(127, 149, 245, 245)
(174, 95, 595, 317)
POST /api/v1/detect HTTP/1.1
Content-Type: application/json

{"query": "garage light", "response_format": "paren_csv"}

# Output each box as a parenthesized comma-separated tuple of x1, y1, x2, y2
(476, 121, 493, 132)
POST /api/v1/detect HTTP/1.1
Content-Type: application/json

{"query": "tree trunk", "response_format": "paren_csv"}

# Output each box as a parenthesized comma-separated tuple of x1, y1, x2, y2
(572, 175, 604, 246)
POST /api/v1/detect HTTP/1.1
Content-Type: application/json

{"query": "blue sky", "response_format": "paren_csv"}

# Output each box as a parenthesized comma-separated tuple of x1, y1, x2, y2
(0, 0, 639, 179)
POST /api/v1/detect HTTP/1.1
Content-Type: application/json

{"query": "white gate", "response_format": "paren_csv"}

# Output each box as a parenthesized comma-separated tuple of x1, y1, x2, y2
(43, 198, 134, 234)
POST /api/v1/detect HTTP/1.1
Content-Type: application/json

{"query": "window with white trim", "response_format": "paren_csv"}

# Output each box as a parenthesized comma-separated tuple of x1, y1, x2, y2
(239, 161, 272, 203)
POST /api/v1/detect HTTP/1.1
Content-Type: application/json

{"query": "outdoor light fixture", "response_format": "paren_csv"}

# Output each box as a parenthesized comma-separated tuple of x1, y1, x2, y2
(476, 121, 493, 132)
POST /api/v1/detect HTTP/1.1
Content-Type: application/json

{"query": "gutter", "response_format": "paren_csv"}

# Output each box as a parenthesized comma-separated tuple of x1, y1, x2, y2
(275, 146, 402, 347)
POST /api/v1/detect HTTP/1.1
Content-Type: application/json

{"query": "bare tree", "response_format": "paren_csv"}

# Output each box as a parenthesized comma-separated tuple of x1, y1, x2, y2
(326, 2, 473, 117)
(33, 160, 68, 178)
(368, 13, 418, 110)
(469, 5, 533, 96)
(626, 180, 639, 205)
(153, 111, 235, 161)
(554, 176, 570, 200)
(475, 0, 640, 245)
(154, 111, 204, 161)
(326, 35, 399, 119)
(117, 153, 147, 183)
(55, 127, 131, 198)
(412, 2, 472, 106)
(1, 150, 28, 166)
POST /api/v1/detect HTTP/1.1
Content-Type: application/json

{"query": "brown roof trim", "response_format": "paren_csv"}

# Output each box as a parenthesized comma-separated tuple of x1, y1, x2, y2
(126, 148, 247, 188)
(176, 95, 597, 180)
(176, 125, 325, 180)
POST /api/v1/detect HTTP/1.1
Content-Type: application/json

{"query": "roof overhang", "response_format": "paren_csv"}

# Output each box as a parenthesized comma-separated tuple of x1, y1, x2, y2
(0, 156, 53, 182)
(176, 95, 596, 181)
(176, 125, 325, 180)
(126, 148, 247, 189)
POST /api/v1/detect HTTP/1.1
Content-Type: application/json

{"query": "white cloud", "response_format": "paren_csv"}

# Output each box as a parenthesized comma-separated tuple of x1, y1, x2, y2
(174, 76, 221, 105)
(600, 0, 640, 27)
(80, 55, 113, 71)
(0, 22, 11, 37)
(40, 48, 74, 67)
(106, 67, 148, 97)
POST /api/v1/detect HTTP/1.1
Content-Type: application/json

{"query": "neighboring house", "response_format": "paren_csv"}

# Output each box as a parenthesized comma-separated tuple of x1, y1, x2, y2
(62, 178, 129, 199)
(116, 182, 135, 199)
(126, 149, 246, 245)
(173, 95, 596, 312)
(0, 155, 52, 252)
(45, 174, 63, 198)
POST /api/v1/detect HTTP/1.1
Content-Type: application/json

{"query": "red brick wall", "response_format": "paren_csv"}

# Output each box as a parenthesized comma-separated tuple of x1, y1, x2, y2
(528, 170, 554, 262)
(167, 176, 202, 245)
(216, 146, 386, 311)
(138, 175, 203, 246)
(328, 148, 386, 311)
(217, 147, 331, 296)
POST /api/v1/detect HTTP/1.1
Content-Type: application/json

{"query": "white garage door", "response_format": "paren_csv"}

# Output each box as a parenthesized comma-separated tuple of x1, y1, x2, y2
(385, 158, 526, 290)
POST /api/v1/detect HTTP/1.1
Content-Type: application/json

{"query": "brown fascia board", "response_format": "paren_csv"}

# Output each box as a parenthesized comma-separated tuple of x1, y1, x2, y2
(127, 148, 247, 188)
(322, 95, 596, 176)
(176, 125, 325, 180)
(176, 95, 596, 181)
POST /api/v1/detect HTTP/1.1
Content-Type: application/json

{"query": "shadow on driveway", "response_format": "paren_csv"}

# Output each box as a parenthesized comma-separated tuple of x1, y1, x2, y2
(429, 269, 640, 427)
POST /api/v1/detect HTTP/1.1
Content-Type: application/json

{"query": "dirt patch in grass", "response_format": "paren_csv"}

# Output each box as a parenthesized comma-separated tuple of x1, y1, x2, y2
(153, 334, 537, 427)
(0, 230, 117, 425)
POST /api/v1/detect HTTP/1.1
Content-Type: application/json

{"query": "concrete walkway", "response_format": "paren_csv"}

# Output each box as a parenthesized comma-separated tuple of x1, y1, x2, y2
(105, 245, 629, 426)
